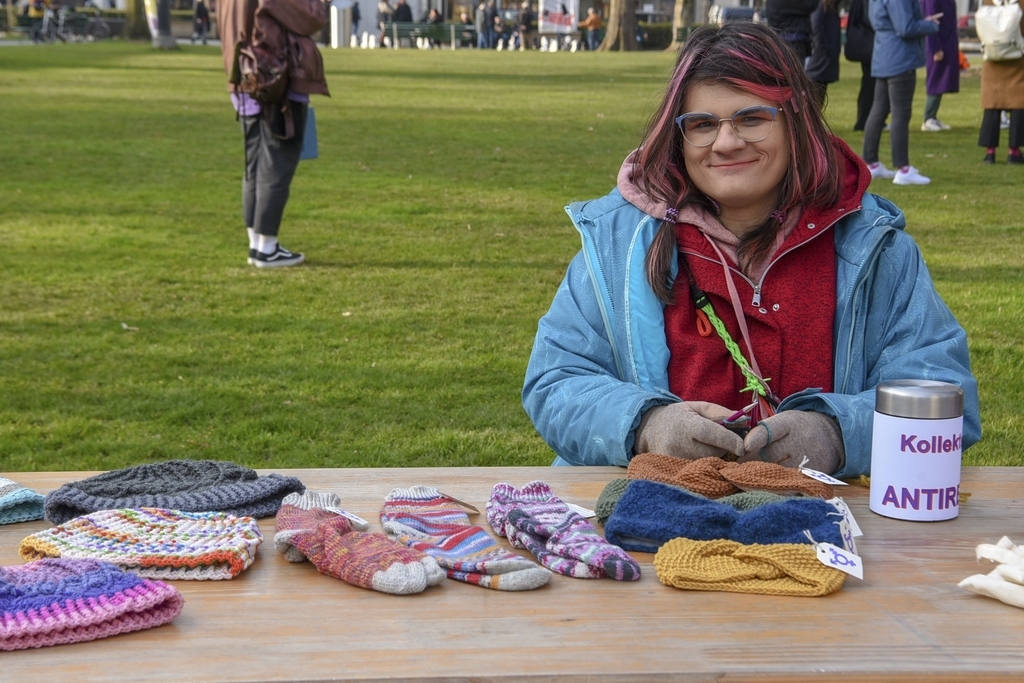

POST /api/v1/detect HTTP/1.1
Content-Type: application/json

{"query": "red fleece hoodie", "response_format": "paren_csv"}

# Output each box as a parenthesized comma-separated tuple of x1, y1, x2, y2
(617, 136, 872, 412)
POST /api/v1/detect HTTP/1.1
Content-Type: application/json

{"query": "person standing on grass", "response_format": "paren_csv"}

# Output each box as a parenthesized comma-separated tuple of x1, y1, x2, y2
(763, 0, 819, 61)
(805, 0, 841, 109)
(392, 0, 412, 22)
(475, 1, 489, 48)
(192, 0, 210, 45)
(977, 0, 1024, 165)
(485, 0, 498, 48)
(920, 0, 958, 131)
(517, 1, 534, 50)
(521, 22, 979, 475)
(844, 0, 876, 130)
(377, 0, 393, 44)
(218, 0, 329, 268)
(579, 7, 603, 51)
(860, 0, 940, 185)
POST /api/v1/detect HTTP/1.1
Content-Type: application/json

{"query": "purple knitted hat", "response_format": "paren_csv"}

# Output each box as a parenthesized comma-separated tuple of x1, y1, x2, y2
(43, 459, 305, 524)
(1, 558, 183, 651)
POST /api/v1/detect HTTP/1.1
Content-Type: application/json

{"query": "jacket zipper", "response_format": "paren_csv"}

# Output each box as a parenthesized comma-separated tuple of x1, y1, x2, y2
(681, 209, 855, 308)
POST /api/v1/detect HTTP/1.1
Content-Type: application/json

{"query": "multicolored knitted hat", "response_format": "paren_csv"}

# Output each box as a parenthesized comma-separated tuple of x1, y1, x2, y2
(0, 477, 45, 525)
(1, 558, 183, 651)
(43, 459, 306, 524)
(20, 508, 263, 580)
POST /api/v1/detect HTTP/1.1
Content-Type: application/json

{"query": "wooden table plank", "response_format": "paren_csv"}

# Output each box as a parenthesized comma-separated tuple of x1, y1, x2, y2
(2, 466, 1023, 681)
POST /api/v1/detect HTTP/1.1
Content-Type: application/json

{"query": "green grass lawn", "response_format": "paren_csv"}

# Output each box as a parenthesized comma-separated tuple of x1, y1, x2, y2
(0, 42, 1020, 472)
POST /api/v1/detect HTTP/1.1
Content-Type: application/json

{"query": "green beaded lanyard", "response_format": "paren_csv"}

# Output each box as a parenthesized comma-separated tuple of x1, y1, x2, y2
(677, 251, 779, 425)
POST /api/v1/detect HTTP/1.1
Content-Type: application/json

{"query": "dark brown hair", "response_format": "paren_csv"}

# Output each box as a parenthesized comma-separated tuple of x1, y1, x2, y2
(634, 22, 843, 302)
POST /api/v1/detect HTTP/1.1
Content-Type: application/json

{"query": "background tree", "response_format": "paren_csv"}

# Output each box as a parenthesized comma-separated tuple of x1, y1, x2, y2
(127, 0, 150, 39)
(598, 0, 638, 50)
(667, 0, 692, 52)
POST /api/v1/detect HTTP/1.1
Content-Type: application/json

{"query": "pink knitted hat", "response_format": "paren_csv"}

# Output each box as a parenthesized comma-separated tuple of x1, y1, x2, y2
(1, 558, 183, 651)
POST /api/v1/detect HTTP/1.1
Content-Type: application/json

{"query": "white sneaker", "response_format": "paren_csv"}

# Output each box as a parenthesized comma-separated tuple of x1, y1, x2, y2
(921, 118, 943, 132)
(893, 166, 931, 185)
(936, 119, 952, 130)
(868, 162, 896, 180)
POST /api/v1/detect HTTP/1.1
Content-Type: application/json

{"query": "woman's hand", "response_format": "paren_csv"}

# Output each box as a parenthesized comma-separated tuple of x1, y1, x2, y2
(634, 402, 745, 460)
(934, 49, 945, 62)
(739, 410, 845, 474)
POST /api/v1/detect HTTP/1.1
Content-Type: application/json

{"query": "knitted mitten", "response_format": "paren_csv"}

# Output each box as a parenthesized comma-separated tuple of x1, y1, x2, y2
(275, 490, 346, 562)
(488, 481, 641, 581)
(289, 517, 445, 595)
(381, 486, 551, 591)
(653, 537, 846, 597)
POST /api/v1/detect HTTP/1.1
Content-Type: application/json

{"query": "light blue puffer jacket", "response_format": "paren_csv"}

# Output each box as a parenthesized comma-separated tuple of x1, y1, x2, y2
(523, 188, 981, 477)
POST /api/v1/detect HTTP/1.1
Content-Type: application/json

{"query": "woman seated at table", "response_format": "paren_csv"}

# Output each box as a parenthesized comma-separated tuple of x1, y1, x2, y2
(522, 22, 979, 476)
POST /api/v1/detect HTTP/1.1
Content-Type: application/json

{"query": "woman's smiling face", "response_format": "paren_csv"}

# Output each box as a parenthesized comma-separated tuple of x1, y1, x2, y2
(681, 83, 791, 235)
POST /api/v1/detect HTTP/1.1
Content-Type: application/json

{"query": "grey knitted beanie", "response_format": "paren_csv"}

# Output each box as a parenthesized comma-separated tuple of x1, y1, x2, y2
(43, 460, 305, 524)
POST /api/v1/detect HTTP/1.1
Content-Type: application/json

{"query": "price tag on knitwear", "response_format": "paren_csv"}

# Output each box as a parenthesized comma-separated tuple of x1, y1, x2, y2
(800, 467, 848, 486)
(815, 542, 863, 579)
(827, 497, 864, 537)
(438, 491, 480, 514)
(804, 530, 863, 579)
(566, 502, 596, 519)
(324, 507, 370, 531)
(838, 517, 858, 556)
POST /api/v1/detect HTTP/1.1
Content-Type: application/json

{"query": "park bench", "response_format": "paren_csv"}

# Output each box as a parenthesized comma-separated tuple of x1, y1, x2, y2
(381, 21, 476, 49)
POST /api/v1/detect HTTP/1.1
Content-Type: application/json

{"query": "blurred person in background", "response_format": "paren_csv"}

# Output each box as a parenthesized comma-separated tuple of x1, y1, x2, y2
(977, 0, 1024, 164)
(860, 0, 940, 185)
(805, 0, 841, 108)
(844, 0, 876, 130)
(920, 0, 959, 131)
(579, 6, 603, 51)
(764, 0, 819, 60)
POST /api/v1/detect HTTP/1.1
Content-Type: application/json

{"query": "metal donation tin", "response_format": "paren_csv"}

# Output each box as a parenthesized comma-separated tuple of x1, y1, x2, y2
(869, 380, 964, 521)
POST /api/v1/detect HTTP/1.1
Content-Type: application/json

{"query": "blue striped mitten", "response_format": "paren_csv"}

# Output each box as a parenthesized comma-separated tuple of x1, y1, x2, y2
(381, 486, 551, 591)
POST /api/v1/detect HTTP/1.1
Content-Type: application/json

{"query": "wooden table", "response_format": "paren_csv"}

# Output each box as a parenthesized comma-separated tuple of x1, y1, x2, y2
(2, 466, 1023, 682)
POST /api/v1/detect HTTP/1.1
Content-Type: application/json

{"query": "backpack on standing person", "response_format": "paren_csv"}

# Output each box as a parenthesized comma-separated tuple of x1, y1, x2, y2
(844, 0, 875, 62)
(975, 0, 1024, 61)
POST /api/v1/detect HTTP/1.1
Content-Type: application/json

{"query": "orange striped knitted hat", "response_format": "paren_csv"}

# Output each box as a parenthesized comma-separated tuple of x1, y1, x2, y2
(20, 508, 263, 580)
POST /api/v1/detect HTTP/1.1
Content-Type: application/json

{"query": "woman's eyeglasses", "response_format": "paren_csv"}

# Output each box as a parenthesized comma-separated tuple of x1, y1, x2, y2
(674, 106, 780, 147)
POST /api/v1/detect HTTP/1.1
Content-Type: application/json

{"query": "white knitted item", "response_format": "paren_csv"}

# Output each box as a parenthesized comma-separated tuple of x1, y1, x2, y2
(20, 508, 263, 580)
(959, 536, 1024, 610)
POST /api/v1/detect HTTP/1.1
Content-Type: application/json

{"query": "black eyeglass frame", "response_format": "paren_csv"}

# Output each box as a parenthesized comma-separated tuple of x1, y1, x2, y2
(674, 106, 781, 147)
